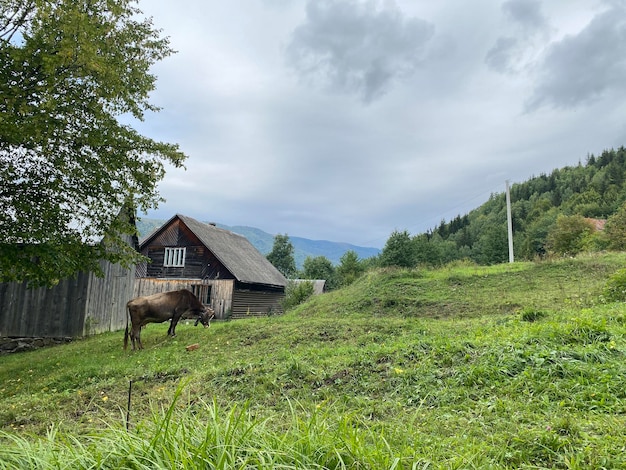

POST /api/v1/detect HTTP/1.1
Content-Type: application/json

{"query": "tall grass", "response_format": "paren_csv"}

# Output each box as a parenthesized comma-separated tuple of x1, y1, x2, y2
(0, 386, 416, 469)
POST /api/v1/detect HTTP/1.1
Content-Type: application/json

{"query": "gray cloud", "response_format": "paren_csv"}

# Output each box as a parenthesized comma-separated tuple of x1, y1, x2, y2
(526, 4, 626, 110)
(502, 0, 549, 32)
(284, 0, 435, 103)
(486, 0, 550, 74)
(485, 36, 519, 73)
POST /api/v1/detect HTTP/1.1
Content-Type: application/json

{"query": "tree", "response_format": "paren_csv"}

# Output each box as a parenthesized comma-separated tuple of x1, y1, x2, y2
(604, 202, 626, 250)
(545, 215, 595, 256)
(266, 234, 296, 278)
(336, 250, 365, 287)
(472, 225, 509, 265)
(301, 255, 337, 290)
(379, 230, 415, 268)
(0, 0, 186, 286)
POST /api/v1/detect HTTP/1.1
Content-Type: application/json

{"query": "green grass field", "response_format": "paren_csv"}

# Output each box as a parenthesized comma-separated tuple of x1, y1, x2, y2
(1, 253, 626, 468)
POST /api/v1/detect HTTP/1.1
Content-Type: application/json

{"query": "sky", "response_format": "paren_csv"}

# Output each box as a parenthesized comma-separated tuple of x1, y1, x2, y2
(135, 0, 626, 248)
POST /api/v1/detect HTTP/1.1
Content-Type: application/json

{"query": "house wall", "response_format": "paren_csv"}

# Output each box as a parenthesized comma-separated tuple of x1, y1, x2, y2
(132, 278, 284, 319)
(231, 289, 284, 319)
(133, 278, 234, 319)
(137, 219, 234, 280)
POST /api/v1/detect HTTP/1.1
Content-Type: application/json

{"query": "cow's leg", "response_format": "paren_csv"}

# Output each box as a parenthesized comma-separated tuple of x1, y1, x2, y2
(132, 324, 143, 350)
(168, 318, 179, 337)
(168, 311, 184, 337)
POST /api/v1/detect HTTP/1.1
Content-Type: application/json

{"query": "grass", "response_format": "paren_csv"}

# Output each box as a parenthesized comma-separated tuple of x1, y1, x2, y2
(1, 252, 626, 468)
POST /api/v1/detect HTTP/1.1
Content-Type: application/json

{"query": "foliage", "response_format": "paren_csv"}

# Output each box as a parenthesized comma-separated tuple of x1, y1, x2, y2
(379, 229, 415, 267)
(335, 250, 365, 287)
(604, 201, 626, 250)
(546, 215, 595, 256)
(266, 234, 296, 278)
(300, 255, 337, 290)
(0, 0, 186, 287)
(1, 253, 626, 467)
(281, 280, 314, 311)
(603, 268, 626, 302)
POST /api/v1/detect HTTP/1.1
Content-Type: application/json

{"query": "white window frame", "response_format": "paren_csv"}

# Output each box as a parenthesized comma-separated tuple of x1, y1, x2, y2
(164, 247, 186, 267)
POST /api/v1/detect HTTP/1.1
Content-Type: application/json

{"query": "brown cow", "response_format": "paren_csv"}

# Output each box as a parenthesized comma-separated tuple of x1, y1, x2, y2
(124, 289, 214, 350)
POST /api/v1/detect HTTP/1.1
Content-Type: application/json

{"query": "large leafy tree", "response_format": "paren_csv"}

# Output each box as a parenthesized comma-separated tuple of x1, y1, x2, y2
(336, 250, 364, 287)
(266, 234, 296, 278)
(0, 0, 186, 286)
(379, 229, 415, 268)
(301, 255, 337, 289)
(545, 215, 595, 256)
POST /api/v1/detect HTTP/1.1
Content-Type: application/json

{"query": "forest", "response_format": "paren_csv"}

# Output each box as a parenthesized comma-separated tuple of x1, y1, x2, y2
(376, 146, 626, 267)
(291, 147, 626, 290)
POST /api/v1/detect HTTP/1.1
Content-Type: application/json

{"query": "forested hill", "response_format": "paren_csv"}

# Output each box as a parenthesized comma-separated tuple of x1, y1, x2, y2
(408, 147, 626, 266)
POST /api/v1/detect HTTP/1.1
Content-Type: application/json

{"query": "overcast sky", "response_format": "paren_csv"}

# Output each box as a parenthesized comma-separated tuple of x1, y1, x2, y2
(135, 0, 626, 248)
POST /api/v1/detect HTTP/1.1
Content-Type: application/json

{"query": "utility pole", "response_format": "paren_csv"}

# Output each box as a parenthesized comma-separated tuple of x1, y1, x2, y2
(506, 180, 514, 263)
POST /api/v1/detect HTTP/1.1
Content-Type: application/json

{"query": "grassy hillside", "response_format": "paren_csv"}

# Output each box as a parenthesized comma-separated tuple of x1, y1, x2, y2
(1, 253, 626, 468)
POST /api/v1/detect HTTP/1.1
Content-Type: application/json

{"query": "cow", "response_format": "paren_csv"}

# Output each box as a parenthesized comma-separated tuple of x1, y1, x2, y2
(124, 289, 215, 350)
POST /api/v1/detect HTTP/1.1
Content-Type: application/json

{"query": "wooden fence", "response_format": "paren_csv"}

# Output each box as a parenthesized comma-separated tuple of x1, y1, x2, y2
(0, 258, 134, 338)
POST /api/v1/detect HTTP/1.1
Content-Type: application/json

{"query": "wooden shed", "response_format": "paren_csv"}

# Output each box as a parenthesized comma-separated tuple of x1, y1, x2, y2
(134, 214, 287, 319)
(0, 218, 138, 339)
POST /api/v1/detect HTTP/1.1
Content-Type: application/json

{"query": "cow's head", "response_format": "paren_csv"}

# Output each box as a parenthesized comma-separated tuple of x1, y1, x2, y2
(194, 307, 215, 328)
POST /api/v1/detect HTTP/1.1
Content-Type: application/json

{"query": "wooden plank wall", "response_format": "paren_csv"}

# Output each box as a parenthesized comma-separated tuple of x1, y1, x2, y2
(133, 278, 234, 320)
(0, 275, 89, 338)
(84, 259, 136, 335)
(0, 259, 135, 338)
(230, 290, 284, 319)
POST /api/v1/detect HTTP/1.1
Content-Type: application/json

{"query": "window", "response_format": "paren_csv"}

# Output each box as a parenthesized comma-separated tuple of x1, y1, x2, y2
(164, 247, 186, 267)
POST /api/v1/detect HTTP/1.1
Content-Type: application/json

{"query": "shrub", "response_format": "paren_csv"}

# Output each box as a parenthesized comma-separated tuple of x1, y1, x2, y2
(603, 268, 626, 302)
(282, 280, 315, 311)
(546, 215, 595, 256)
(604, 202, 626, 250)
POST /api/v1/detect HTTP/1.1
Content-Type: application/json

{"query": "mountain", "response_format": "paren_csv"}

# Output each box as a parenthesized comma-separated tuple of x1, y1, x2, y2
(135, 218, 380, 268)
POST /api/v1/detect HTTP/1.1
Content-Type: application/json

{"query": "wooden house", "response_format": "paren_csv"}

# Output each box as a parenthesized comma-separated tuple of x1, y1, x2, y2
(0, 212, 138, 339)
(134, 214, 287, 319)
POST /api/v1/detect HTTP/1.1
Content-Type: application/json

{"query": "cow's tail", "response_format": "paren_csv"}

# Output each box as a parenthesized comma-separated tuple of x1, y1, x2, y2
(123, 305, 130, 350)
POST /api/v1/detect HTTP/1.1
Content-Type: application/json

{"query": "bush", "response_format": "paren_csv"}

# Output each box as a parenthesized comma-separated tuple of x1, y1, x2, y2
(282, 281, 315, 311)
(546, 215, 595, 256)
(604, 202, 626, 250)
(603, 268, 626, 302)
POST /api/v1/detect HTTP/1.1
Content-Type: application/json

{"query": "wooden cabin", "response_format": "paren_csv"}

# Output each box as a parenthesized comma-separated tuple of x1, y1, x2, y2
(134, 214, 287, 319)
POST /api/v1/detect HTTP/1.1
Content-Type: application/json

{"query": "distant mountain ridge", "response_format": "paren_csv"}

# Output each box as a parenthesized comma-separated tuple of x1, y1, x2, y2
(136, 218, 380, 268)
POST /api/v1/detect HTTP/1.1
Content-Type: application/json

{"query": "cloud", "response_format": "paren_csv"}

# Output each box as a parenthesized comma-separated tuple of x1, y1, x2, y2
(284, 0, 435, 103)
(526, 4, 626, 110)
(485, 0, 550, 74)
(502, 0, 549, 32)
(485, 36, 519, 73)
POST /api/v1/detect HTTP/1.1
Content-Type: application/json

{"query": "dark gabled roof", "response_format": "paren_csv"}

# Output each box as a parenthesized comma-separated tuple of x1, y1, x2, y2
(141, 214, 286, 288)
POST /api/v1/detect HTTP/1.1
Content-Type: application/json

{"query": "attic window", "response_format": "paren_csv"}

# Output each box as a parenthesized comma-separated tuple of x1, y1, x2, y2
(164, 247, 186, 267)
